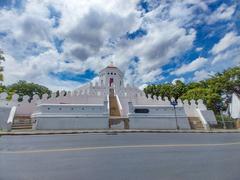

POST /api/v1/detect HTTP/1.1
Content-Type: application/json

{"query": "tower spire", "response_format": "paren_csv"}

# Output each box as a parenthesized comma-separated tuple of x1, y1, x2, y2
(109, 61, 114, 67)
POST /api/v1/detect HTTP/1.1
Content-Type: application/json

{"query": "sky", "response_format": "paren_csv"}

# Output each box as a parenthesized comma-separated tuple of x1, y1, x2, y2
(0, 0, 239, 90)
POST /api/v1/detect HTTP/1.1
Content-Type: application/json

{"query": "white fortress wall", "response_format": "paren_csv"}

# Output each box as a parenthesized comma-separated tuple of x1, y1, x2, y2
(32, 102, 109, 130)
(128, 101, 190, 129)
(183, 99, 217, 128)
(0, 106, 14, 131)
(0, 89, 106, 117)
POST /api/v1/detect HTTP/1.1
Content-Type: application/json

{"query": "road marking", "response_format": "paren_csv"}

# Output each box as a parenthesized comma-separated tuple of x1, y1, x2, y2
(1, 141, 240, 154)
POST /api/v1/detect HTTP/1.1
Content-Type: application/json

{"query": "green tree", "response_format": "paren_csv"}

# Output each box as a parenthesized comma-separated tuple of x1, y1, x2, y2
(7, 80, 51, 101)
(0, 49, 5, 82)
(180, 87, 221, 113)
(171, 80, 187, 100)
(0, 85, 5, 93)
(144, 66, 240, 112)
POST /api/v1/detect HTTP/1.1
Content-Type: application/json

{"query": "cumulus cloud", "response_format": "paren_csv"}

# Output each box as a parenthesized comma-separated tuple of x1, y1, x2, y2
(193, 70, 213, 82)
(207, 4, 236, 24)
(211, 32, 240, 65)
(0, 0, 238, 90)
(171, 57, 207, 76)
(211, 32, 240, 55)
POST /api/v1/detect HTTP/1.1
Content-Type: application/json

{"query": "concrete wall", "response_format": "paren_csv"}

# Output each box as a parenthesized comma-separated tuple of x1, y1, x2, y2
(0, 90, 106, 117)
(129, 116, 190, 129)
(34, 116, 109, 130)
(32, 103, 109, 130)
(128, 103, 190, 129)
(0, 106, 11, 131)
(198, 110, 217, 125)
(230, 93, 240, 119)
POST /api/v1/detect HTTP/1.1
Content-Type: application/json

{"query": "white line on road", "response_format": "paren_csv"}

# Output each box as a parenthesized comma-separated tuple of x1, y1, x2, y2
(1, 141, 240, 154)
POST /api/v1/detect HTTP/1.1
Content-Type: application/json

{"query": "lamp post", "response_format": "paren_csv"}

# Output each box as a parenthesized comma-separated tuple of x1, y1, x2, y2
(171, 99, 179, 130)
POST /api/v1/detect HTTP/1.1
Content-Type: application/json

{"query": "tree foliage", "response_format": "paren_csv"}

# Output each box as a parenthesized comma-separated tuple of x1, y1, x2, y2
(6, 80, 51, 101)
(0, 49, 5, 81)
(144, 66, 240, 113)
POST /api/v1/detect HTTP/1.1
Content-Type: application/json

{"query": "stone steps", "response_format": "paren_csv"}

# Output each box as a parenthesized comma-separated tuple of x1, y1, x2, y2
(109, 96, 121, 116)
(188, 117, 204, 129)
(109, 89, 128, 129)
(12, 116, 32, 130)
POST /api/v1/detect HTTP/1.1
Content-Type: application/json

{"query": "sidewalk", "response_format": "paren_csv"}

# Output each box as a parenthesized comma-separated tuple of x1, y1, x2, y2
(1, 129, 240, 136)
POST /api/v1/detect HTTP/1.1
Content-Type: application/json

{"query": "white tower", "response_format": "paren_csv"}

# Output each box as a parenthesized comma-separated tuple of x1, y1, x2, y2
(99, 62, 124, 90)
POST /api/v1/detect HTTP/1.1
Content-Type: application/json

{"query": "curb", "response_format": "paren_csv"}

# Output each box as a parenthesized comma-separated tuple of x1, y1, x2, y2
(1, 129, 240, 136)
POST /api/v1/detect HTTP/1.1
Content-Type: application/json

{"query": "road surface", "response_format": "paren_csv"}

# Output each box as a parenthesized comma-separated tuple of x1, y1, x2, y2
(1, 133, 240, 180)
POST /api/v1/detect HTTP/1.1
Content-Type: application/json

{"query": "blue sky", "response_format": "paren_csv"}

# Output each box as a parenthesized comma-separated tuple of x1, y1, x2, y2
(0, 0, 239, 90)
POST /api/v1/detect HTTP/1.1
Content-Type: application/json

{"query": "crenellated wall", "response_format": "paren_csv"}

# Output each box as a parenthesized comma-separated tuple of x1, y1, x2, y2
(0, 90, 107, 117)
(0, 81, 217, 130)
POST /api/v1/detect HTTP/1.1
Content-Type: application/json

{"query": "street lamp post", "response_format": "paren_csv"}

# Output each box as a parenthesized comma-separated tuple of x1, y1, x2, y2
(171, 100, 179, 130)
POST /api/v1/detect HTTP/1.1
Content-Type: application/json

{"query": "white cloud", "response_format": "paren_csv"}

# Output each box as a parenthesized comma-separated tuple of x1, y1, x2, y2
(210, 31, 240, 66)
(2, 52, 83, 91)
(171, 57, 207, 76)
(212, 46, 240, 65)
(138, 83, 148, 90)
(193, 70, 213, 82)
(0, 0, 218, 89)
(196, 47, 203, 52)
(207, 3, 236, 24)
(211, 32, 240, 55)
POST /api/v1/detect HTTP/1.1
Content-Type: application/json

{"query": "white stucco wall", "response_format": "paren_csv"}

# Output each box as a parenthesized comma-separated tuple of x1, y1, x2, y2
(0, 90, 107, 117)
(230, 93, 240, 119)
(32, 103, 109, 130)
(128, 103, 190, 129)
(0, 106, 12, 131)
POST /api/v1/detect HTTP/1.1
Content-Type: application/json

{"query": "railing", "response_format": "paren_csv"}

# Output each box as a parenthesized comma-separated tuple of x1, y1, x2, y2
(107, 94, 110, 113)
(196, 109, 210, 130)
(116, 94, 123, 116)
(7, 106, 16, 131)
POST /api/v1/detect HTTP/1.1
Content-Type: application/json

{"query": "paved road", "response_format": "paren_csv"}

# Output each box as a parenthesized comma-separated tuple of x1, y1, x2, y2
(1, 133, 240, 180)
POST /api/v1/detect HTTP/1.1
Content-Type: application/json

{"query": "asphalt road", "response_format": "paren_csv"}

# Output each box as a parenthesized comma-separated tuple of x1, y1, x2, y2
(1, 133, 240, 180)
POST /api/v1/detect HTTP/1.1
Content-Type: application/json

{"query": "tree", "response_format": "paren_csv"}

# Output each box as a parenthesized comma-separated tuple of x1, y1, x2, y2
(143, 66, 240, 112)
(7, 80, 51, 101)
(0, 85, 5, 93)
(180, 87, 221, 113)
(171, 80, 187, 100)
(0, 49, 5, 82)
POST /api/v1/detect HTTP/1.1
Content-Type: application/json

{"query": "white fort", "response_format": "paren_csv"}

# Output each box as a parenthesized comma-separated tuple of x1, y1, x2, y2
(0, 63, 217, 131)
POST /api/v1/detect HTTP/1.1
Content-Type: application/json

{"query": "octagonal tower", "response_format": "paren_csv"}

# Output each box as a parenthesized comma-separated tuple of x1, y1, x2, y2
(99, 62, 124, 90)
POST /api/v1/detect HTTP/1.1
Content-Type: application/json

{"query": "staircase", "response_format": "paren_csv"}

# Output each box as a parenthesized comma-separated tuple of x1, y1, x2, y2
(109, 89, 121, 117)
(188, 117, 204, 129)
(12, 116, 32, 130)
(109, 89, 129, 129)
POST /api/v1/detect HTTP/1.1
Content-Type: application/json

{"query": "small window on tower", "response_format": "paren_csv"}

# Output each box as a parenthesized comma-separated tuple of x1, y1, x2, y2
(114, 73, 116, 75)
(108, 72, 110, 75)
(111, 72, 113, 75)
